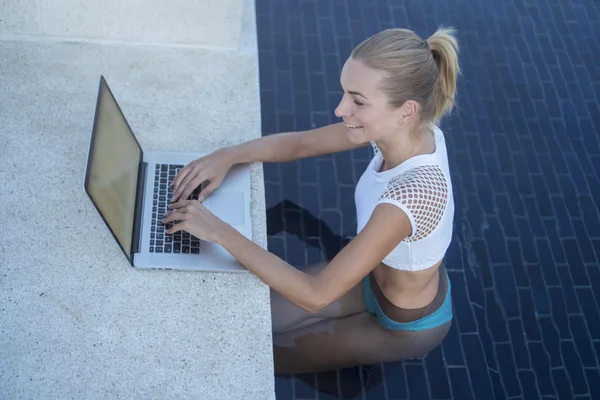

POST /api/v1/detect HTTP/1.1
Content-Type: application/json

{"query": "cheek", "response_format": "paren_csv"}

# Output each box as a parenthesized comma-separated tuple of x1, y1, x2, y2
(358, 111, 397, 138)
(354, 109, 373, 127)
(356, 110, 383, 131)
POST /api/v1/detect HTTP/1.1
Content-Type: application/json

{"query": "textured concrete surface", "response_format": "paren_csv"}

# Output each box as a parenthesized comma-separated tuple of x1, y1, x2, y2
(0, 0, 243, 49)
(0, 0, 275, 398)
(0, 0, 39, 33)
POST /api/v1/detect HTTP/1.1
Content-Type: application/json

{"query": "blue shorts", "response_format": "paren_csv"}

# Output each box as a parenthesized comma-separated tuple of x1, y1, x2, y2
(363, 271, 453, 331)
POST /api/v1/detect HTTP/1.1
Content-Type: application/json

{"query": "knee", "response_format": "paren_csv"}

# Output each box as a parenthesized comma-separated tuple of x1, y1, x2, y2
(385, 320, 452, 361)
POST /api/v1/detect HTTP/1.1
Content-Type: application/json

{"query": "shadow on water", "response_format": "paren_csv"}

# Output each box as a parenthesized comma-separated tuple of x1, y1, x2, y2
(266, 199, 352, 262)
(266, 199, 390, 400)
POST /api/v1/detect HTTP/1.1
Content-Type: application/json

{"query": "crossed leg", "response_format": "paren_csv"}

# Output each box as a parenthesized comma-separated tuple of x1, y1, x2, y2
(273, 309, 451, 375)
(270, 261, 452, 375)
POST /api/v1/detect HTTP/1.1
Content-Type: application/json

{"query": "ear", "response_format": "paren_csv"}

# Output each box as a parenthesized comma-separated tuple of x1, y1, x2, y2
(398, 100, 419, 123)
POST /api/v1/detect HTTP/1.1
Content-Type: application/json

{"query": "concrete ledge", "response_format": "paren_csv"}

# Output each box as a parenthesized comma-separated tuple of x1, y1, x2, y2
(0, 0, 244, 49)
(0, 0, 39, 33)
(0, 0, 275, 398)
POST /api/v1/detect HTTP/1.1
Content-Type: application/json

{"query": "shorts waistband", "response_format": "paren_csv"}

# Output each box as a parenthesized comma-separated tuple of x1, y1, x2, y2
(363, 271, 453, 331)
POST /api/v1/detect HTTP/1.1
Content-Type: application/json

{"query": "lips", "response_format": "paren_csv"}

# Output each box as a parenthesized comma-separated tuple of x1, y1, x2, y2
(345, 123, 363, 129)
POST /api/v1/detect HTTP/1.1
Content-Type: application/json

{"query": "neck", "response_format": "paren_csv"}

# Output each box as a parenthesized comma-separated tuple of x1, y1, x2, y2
(375, 125, 434, 172)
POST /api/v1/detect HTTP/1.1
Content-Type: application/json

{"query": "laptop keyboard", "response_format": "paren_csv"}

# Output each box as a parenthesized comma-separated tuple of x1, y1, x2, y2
(149, 164, 202, 254)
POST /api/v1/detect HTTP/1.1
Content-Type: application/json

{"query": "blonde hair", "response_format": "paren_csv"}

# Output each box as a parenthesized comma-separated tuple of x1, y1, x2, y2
(351, 26, 460, 125)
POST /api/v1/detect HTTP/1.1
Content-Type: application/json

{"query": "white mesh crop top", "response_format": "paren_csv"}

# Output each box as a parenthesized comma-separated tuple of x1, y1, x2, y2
(354, 126, 454, 271)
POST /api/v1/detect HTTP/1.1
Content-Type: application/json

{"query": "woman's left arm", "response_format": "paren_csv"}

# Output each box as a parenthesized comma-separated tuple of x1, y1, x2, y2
(214, 202, 411, 313)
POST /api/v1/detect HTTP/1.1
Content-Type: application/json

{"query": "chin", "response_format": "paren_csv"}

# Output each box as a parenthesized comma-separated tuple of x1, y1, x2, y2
(347, 132, 365, 144)
(347, 127, 368, 143)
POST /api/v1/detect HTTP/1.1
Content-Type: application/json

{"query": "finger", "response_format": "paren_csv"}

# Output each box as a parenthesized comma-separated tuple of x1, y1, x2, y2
(166, 221, 192, 235)
(178, 176, 206, 203)
(171, 163, 194, 190)
(165, 221, 184, 235)
(161, 210, 184, 224)
(197, 180, 218, 202)
(172, 165, 200, 201)
(175, 173, 206, 203)
(167, 199, 193, 210)
(171, 180, 188, 203)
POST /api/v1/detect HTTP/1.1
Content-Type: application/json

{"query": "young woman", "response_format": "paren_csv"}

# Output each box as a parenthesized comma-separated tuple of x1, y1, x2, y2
(165, 26, 460, 375)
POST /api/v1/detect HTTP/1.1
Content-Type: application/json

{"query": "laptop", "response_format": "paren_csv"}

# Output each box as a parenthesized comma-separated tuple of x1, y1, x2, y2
(83, 76, 252, 272)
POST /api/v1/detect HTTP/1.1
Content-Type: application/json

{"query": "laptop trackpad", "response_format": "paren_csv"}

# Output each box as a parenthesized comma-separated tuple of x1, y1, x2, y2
(205, 191, 245, 226)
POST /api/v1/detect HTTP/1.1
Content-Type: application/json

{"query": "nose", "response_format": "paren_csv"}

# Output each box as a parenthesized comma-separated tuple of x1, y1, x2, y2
(334, 95, 352, 118)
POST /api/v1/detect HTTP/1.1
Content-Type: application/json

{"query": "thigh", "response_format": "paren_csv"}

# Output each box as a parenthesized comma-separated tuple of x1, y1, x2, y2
(270, 261, 366, 334)
(273, 311, 452, 375)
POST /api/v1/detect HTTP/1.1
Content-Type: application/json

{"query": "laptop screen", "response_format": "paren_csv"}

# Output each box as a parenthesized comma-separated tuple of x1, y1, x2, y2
(85, 77, 142, 259)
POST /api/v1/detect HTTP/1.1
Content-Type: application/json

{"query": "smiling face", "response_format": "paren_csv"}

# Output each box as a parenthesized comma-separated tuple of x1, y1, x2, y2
(335, 57, 418, 144)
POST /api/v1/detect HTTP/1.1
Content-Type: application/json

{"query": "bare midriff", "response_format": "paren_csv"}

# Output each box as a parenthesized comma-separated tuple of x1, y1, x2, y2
(371, 259, 445, 313)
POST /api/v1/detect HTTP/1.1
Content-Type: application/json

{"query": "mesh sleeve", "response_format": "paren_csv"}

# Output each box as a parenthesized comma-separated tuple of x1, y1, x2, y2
(377, 165, 449, 242)
(370, 141, 381, 156)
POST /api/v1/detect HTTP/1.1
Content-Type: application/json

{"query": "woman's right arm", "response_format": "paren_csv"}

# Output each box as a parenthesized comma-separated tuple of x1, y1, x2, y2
(172, 122, 368, 202)
(227, 122, 368, 164)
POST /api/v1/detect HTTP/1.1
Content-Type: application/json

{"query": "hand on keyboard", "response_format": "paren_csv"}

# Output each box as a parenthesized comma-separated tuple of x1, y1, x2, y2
(149, 164, 202, 254)
(162, 199, 230, 244)
(170, 148, 235, 204)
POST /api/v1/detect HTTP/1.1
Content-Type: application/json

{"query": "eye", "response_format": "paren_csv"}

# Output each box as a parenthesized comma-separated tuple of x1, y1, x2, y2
(340, 87, 365, 107)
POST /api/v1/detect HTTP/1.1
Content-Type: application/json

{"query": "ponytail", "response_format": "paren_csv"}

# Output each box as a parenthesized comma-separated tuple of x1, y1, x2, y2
(426, 27, 460, 122)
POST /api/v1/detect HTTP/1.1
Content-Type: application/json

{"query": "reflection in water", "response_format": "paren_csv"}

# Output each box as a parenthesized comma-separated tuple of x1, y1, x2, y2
(266, 200, 384, 399)
(301, 365, 383, 400)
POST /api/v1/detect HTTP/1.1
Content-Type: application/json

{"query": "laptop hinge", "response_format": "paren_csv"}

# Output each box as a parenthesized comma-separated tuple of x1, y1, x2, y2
(131, 160, 148, 257)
